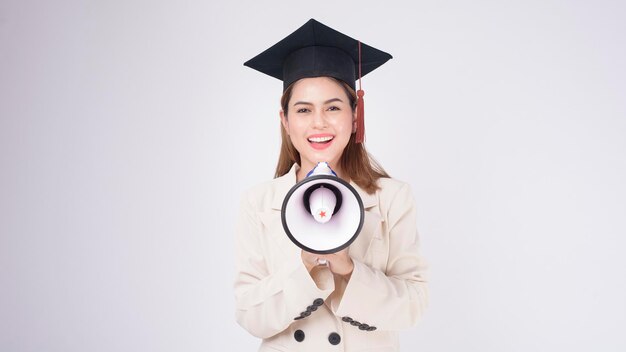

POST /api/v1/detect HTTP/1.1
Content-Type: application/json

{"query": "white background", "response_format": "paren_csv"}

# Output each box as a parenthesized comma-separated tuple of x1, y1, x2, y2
(1, 0, 625, 351)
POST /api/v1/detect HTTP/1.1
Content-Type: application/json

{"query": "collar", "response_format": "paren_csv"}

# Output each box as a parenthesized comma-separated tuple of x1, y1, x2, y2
(270, 164, 377, 210)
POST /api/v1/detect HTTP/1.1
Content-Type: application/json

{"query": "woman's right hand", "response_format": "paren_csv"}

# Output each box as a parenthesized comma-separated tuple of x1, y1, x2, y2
(301, 249, 354, 278)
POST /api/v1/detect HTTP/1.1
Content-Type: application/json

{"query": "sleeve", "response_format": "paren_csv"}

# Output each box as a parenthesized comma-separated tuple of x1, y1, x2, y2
(233, 191, 335, 339)
(332, 183, 429, 331)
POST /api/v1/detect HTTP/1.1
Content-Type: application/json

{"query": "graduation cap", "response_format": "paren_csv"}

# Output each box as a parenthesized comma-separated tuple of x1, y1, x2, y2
(244, 19, 393, 143)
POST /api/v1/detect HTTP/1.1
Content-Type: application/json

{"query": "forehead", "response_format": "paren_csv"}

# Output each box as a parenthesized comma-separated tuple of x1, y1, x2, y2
(289, 77, 350, 102)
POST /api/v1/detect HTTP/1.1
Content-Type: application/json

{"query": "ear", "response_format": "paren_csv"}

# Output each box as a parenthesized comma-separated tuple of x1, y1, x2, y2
(280, 110, 289, 135)
(352, 109, 357, 134)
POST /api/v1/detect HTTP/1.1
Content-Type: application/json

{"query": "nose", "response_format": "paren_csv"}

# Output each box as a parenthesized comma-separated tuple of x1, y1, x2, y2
(311, 110, 328, 129)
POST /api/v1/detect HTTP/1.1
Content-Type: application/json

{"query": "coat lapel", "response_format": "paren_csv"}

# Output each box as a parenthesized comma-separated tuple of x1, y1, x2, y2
(258, 165, 300, 262)
(346, 182, 382, 262)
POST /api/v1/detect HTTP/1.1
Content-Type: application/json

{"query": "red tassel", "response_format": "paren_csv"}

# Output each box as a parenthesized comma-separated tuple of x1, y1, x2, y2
(355, 40, 365, 144)
(356, 89, 365, 143)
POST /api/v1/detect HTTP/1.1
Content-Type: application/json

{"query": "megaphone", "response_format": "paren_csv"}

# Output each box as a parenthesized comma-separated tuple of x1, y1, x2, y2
(281, 162, 364, 254)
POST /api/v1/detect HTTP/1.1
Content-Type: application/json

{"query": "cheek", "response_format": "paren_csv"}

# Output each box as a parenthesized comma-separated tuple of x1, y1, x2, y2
(287, 120, 307, 138)
(336, 115, 354, 137)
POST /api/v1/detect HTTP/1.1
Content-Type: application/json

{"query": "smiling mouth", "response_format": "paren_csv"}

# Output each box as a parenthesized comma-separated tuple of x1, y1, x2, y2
(308, 136, 334, 144)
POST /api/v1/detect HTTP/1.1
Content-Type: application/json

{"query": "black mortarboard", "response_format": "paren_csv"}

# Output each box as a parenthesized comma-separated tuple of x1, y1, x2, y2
(243, 19, 392, 92)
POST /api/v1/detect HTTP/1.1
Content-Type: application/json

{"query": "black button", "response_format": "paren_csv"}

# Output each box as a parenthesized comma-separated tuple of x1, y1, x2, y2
(342, 316, 353, 323)
(294, 329, 305, 342)
(367, 326, 377, 331)
(350, 320, 360, 326)
(328, 332, 341, 345)
(302, 311, 311, 317)
(294, 316, 303, 320)
(307, 305, 318, 312)
(313, 298, 324, 306)
(359, 324, 370, 330)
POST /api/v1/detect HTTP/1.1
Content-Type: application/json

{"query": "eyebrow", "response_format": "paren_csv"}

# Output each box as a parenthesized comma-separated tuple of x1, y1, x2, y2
(293, 98, 344, 106)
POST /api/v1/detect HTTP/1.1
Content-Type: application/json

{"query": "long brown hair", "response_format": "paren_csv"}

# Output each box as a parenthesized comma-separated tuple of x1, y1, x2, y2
(274, 77, 389, 194)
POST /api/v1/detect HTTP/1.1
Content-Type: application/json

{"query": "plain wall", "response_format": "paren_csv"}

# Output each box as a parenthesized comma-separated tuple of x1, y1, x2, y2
(1, 0, 625, 351)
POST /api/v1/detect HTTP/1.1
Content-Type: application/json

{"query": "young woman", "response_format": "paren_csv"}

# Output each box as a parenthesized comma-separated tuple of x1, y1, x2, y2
(234, 19, 428, 351)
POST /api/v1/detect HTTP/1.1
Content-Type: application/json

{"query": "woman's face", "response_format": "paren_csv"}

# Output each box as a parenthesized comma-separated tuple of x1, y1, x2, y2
(280, 77, 356, 176)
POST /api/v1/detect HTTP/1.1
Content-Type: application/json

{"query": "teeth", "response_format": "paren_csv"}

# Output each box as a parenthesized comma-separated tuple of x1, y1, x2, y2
(308, 136, 333, 143)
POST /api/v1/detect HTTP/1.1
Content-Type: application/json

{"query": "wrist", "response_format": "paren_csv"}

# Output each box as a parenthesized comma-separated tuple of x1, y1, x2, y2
(341, 259, 354, 279)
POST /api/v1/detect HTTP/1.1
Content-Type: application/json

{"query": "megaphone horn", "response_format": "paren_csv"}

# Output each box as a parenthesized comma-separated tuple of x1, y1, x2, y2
(281, 162, 364, 254)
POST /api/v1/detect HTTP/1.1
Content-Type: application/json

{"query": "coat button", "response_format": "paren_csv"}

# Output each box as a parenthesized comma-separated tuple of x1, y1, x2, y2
(313, 298, 324, 306)
(302, 311, 311, 317)
(294, 329, 305, 342)
(342, 316, 353, 323)
(367, 326, 377, 331)
(307, 305, 318, 312)
(328, 332, 341, 345)
(350, 320, 360, 326)
(359, 324, 370, 330)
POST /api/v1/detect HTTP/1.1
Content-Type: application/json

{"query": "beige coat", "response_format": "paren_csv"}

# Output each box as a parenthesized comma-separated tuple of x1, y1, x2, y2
(234, 165, 428, 351)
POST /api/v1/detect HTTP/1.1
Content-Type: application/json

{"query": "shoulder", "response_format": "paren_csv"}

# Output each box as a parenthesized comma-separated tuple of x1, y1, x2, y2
(239, 171, 294, 212)
(240, 178, 279, 210)
(376, 177, 414, 201)
(373, 177, 417, 218)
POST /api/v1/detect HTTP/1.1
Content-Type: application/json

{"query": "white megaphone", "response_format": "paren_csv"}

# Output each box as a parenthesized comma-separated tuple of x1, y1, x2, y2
(281, 162, 364, 254)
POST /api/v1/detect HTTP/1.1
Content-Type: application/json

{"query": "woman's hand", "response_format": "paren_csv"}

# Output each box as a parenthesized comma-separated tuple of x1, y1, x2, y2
(301, 248, 354, 278)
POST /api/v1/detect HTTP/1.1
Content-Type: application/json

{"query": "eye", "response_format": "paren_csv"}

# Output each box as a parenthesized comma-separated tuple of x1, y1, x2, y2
(327, 106, 340, 111)
(296, 108, 310, 113)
